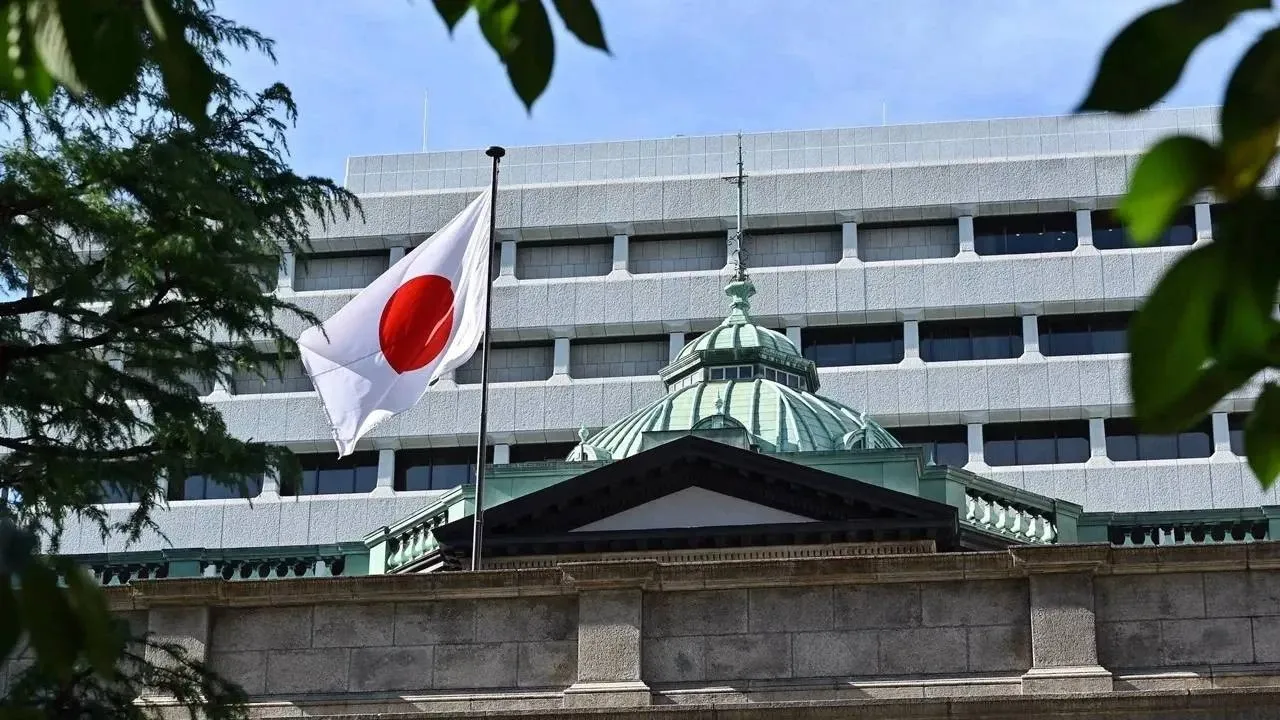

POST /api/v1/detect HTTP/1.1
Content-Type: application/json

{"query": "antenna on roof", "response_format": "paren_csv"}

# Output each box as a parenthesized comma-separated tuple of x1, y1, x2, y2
(725, 132, 748, 282)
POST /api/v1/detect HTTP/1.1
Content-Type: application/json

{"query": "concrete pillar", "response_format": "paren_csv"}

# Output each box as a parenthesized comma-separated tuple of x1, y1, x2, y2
(611, 234, 630, 275)
(966, 423, 985, 467)
(553, 337, 571, 379)
(259, 469, 281, 499)
(389, 245, 407, 265)
(1016, 547, 1112, 693)
(840, 222, 860, 263)
(903, 320, 922, 363)
(958, 216, 976, 255)
(498, 240, 516, 277)
(277, 250, 295, 290)
(1195, 202, 1213, 245)
(668, 332, 686, 362)
(1212, 411, 1232, 455)
(145, 607, 210, 678)
(1022, 314, 1041, 357)
(563, 589, 649, 708)
(785, 326, 802, 351)
(372, 448, 395, 496)
(1075, 209, 1094, 250)
(1088, 418, 1108, 462)
(493, 443, 511, 465)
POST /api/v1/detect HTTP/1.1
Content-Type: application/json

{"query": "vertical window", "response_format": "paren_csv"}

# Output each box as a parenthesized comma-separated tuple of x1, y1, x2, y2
(984, 421, 1090, 466)
(890, 425, 969, 466)
(802, 324, 905, 367)
(1093, 208, 1195, 250)
(1229, 413, 1247, 456)
(1038, 313, 1132, 356)
(1105, 418, 1212, 461)
(284, 452, 379, 495)
(973, 213, 1077, 255)
(919, 318, 1023, 362)
(396, 446, 495, 492)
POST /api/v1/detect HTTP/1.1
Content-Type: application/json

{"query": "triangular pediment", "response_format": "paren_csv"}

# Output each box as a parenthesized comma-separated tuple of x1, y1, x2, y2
(433, 435, 961, 563)
(572, 486, 816, 532)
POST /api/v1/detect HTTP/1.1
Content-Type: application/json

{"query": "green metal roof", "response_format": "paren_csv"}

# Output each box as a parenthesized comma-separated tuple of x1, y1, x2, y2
(570, 276, 901, 460)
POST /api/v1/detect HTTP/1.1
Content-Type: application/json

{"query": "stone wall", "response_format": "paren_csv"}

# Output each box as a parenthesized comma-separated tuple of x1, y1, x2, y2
(61, 543, 1280, 716)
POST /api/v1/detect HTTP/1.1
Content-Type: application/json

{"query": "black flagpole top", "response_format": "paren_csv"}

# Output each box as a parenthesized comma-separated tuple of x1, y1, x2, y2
(486, 146, 506, 159)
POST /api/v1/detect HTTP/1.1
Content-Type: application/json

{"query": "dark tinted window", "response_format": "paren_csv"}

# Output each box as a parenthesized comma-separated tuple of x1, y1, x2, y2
(802, 324, 905, 367)
(1106, 418, 1212, 461)
(1229, 413, 1246, 456)
(284, 451, 379, 495)
(509, 442, 578, 463)
(1038, 313, 1132, 356)
(919, 318, 1023, 362)
(396, 446, 494, 492)
(973, 213, 1077, 255)
(890, 425, 968, 466)
(984, 421, 1090, 466)
(101, 481, 139, 504)
(1093, 208, 1195, 250)
(170, 474, 263, 501)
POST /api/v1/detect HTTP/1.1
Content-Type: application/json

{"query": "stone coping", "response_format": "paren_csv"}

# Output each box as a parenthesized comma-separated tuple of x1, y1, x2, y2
(234, 687, 1280, 719)
(104, 541, 1280, 611)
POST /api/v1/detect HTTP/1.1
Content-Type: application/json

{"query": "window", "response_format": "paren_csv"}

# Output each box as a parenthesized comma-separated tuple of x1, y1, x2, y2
(1093, 208, 1195, 250)
(708, 365, 754, 381)
(1229, 413, 1246, 456)
(169, 473, 263, 501)
(984, 421, 1090, 466)
(1105, 418, 1211, 461)
(283, 452, 378, 495)
(919, 318, 1023, 362)
(890, 425, 968, 466)
(396, 446, 494, 492)
(762, 367, 803, 389)
(101, 481, 139, 504)
(973, 213, 1077, 255)
(802, 324, 905, 367)
(509, 442, 578, 464)
(1038, 313, 1131, 356)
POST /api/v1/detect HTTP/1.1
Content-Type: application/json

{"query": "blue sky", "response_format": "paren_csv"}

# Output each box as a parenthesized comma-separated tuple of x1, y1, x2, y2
(219, 1, 1274, 181)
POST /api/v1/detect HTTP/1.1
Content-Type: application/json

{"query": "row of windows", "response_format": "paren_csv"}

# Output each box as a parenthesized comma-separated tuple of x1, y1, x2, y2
(101, 442, 580, 502)
(892, 417, 1229, 467)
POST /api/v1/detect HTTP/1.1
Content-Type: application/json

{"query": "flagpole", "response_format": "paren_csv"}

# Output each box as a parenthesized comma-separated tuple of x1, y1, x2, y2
(470, 145, 505, 572)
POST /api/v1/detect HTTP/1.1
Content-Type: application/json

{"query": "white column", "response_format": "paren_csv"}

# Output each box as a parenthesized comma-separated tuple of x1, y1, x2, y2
(277, 251, 296, 290)
(493, 443, 511, 465)
(1022, 314, 1041, 357)
(372, 448, 395, 496)
(552, 337, 571, 380)
(1087, 418, 1108, 463)
(786, 326, 802, 350)
(1075, 209, 1095, 250)
(839, 222, 860, 263)
(498, 240, 517, 277)
(958, 216, 976, 255)
(389, 246, 407, 265)
(1212, 411, 1232, 456)
(902, 319, 922, 364)
(668, 332, 686, 362)
(209, 363, 231, 398)
(1195, 203, 1213, 245)
(966, 423, 985, 468)
(259, 468, 281, 499)
(610, 234, 630, 276)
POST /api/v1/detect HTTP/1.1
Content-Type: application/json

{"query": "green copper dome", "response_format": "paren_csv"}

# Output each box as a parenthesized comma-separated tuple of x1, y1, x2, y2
(569, 276, 901, 461)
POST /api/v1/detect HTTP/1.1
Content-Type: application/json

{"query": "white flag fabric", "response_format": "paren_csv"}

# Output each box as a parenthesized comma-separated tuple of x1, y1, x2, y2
(298, 190, 493, 456)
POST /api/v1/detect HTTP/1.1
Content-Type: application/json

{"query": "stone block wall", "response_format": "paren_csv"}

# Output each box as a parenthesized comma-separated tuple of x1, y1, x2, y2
(74, 543, 1280, 717)
(516, 241, 612, 280)
(747, 229, 841, 268)
(295, 252, 389, 292)
(570, 337, 668, 379)
(859, 222, 960, 262)
(455, 343, 555, 384)
(629, 235, 724, 274)
(231, 357, 313, 395)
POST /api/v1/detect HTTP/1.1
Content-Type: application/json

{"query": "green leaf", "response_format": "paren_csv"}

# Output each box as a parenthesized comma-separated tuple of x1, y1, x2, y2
(1118, 135, 1221, 243)
(1208, 195, 1280, 364)
(62, 560, 119, 678)
(17, 560, 80, 680)
(475, 0, 520, 56)
(53, 0, 145, 104)
(551, 0, 608, 52)
(433, 0, 471, 31)
(143, 0, 216, 127)
(1129, 242, 1260, 431)
(504, 0, 555, 111)
(1219, 26, 1280, 194)
(1078, 0, 1268, 113)
(1247, 384, 1280, 489)
(0, 580, 19, 662)
(26, 0, 83, 94)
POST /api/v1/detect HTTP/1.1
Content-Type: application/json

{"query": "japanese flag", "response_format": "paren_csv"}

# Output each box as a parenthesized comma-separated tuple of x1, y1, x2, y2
(298, 190, 493, 456)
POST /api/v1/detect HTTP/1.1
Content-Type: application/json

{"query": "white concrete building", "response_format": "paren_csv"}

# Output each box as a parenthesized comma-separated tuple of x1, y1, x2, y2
(66, 105, 1276, 555)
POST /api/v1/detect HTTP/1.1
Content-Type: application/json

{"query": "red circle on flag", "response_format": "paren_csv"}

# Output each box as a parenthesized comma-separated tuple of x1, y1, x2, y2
(378, 274, 455, 374)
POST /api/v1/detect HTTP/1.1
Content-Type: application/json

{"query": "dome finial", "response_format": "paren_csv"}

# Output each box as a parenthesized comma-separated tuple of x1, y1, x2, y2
(578, 424, 590, 442)
(723, 277, 756, 325)
(714, 393, 725, 414)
